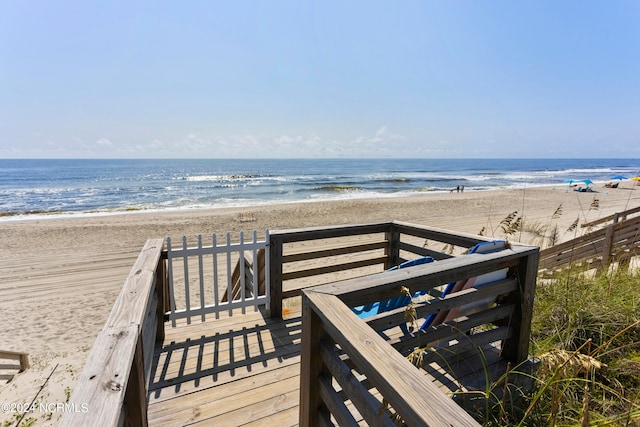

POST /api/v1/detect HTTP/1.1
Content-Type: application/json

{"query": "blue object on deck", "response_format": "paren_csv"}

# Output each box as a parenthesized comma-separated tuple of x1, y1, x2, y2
(420, 240, 507, 331)
(351, 256, 434, 329)
(352, 256, 433, 319)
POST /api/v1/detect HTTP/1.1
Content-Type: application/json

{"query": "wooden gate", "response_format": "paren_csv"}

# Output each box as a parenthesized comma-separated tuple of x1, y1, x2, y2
(166, 230, 269, 326)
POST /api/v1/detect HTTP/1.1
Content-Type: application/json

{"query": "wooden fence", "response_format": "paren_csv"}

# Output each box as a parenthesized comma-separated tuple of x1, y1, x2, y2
(300, 237, 539, 425)
(268, 221, 490, 317)
(61, 221, 539, 426)
(539, 210, 640, 273)
(60, 239, 166, 427)
(166, 230, 269, 325)
(0, 350, 29, 382)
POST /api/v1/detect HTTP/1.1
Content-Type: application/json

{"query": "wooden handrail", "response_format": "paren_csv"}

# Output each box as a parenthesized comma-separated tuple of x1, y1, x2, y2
(300, 242, 539, 425)
(268, 220, 493, 318)
(60, 239, 165, 427)
(540, 214, 640, 272)
(581, 205, 640, 228)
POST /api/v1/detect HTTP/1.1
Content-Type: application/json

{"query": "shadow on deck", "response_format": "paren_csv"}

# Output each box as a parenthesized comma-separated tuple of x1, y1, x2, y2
(61, 221, 539, 427)
(147, 307, 535, 426)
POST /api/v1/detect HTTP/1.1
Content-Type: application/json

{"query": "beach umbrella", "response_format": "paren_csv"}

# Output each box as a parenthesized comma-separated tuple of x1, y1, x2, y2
(611, 175, 628, 180)
(581, 179, 593, 185)
(632, 177, 640, 181)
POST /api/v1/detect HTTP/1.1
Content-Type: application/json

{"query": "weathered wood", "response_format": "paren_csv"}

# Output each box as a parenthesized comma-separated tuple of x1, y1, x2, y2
(299, 293, 327, 427)
(156, 254, 167, 343)
(223, 248, 266, 302)
(315, 245, 535, 307)
(320, 341, 396, 427)
(61, 238, 164, 427)
(0, 350, 29, 371)
(385, 227, 400, 270)
(398, 240, 455, 261)
(282, 256, 387, 281)
(270, 222, 392, 243)
(282, 241, 387, 263)
(303, 290, 480, 426)
(540, 213, 640, 272)
(501, 250, 538, 363)
(365, 278, 517, 333)
(59, 325, 140, 427)
(0, 350, 29, 383)
(393, 220, 491, 248)
(269, 234, 284, 318)
(581, 205, 640, 228)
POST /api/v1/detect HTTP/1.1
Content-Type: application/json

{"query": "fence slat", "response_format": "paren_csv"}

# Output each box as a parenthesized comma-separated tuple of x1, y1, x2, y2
(166, 231, 270, 323)
(197, 235, 206, 322)
(167, 237, 177, 328)
(212, 234, 219, 320)
(182, 236, 191, 325)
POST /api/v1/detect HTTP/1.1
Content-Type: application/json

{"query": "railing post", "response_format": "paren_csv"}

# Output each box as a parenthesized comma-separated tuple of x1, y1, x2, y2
(156, 252, 167, 343)
(501, 249, 539, 363)
(385, 223, 400, 269)
(122, 335, 149, 427)
(601, 216, 618, 270)
(299, 291, 327, 427)
(268, 234, 284, 318)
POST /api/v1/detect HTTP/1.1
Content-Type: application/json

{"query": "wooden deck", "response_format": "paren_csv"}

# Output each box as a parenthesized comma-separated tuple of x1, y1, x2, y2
(62, 222, 539, 426)
(147, 306, 527, 426)
(148, 308, 302, 426)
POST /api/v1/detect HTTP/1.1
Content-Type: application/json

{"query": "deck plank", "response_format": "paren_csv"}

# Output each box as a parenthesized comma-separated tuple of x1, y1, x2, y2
(148, 307, 515, 426)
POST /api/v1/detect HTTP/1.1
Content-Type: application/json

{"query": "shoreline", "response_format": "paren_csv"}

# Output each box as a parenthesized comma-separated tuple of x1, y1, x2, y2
(1, 185, 639, 425)
(0, 182, 597, 224)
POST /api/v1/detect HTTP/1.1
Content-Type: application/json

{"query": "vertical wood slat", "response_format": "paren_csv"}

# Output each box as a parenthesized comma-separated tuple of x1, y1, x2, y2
(265, 230, 271, 313)
(122, 333, 148, 427)
(155, 252, 166, 343)
(501, 250, 539, 363)
(385, 224, 400, 270)
(269, 233, 284, 318)
(212, 233, 220, 320)
(302, 291, 481, 427)
(167, 237, 177, 328)
(166, 231, 270, 322)
(182, 236, 191, 325)
(197, 235, 206, 322)
(240, 231, 246, 315)
(299, 294, 327, 427)
(226, 232, 233, 316)
(252, 230, 259, 312)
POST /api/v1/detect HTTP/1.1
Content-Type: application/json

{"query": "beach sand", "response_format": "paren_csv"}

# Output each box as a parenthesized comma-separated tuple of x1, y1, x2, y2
(1, 184, 638, 425)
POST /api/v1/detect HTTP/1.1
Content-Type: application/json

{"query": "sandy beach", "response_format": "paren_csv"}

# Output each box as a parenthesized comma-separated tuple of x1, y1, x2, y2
(1, 184, 639, 425)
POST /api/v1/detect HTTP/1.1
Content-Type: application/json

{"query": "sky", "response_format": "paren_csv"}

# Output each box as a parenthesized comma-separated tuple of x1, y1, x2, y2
(1, 1, 639, 159)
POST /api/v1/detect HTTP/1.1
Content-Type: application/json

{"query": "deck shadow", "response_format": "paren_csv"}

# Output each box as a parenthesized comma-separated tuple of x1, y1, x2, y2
(148, 312, 301, 400)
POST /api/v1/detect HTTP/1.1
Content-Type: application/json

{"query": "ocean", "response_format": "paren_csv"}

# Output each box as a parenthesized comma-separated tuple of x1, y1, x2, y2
(0, 158, 638, 221)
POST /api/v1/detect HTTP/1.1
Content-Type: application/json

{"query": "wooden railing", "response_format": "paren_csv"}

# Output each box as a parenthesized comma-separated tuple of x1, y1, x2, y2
(300, 240, 539, 426)
(60, 239, 166, 427)
(62, 221, 539, 426)
(540, 213, 640, 273)
(268, 221, 490, 317)
(0, 350, 29, 382)
(580, 205, 640, 229)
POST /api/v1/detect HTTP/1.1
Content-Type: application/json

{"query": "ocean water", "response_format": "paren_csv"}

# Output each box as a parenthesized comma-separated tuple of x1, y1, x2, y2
(0, 158, 638, 220)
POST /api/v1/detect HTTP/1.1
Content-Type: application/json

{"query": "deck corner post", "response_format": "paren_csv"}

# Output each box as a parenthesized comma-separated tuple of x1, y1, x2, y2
(122, 334, 149, 427)
(156, 251, 167, 343)
(502, 248, 539, 363)
(385, 223, 401, 270)
(299, 290, 326, 427)
(268, 234, 284, 318)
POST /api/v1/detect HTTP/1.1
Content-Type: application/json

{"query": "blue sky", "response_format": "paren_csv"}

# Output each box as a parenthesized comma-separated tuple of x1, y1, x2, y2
(1, 1, 639, 159)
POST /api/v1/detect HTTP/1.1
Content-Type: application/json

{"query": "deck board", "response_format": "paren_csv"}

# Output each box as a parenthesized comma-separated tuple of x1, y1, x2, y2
(148, 307, 517, 426)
